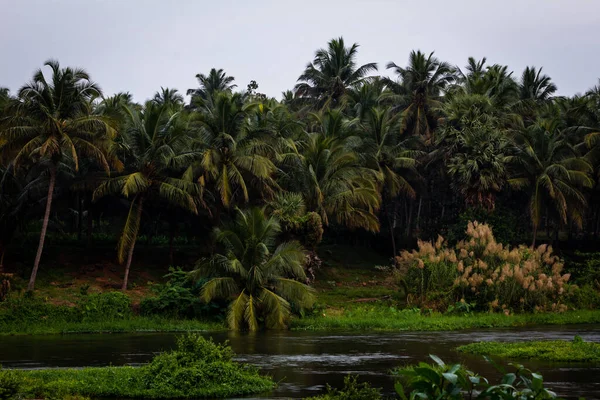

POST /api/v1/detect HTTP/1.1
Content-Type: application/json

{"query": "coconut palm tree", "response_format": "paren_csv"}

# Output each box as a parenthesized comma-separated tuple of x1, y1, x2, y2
(281, 125, 381, 231)
(192, 207, 315, 330)
(295, 37, 377, 109)
(361, 107, 420, 199)
(384, 50, 456, 139)
(519, 66, 557, 103)
(196, 92, 278, 209)
(93, 98, 201, 290)
(508, 118, 593, 246)
(187, 68, 236, 107)
(0, 60, 117, 291)
(153, 87, 184, 108)
(345, 79, 386, 121)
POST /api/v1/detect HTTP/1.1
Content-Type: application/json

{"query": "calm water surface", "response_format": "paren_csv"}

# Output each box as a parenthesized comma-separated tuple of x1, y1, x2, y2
(1, 325, 599, 399)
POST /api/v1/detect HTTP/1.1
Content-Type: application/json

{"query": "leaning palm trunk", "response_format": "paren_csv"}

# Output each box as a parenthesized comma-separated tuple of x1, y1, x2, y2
(121, 197, 144, 291)
(28, 165, 57, 291)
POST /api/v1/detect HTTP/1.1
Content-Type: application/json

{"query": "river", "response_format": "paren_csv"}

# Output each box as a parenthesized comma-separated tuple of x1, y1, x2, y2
(1, 325, 599, 399)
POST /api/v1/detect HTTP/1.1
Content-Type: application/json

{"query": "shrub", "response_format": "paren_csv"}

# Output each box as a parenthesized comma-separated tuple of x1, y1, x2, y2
(140, 268, 225, 319)
(565, 284, 600, 309)
(78, 292, 131, 321)
(396, 221, 571, 312)
(307, 375, 381, 400)
(0, 367, 22, 400)
(0, 296, 76, 325)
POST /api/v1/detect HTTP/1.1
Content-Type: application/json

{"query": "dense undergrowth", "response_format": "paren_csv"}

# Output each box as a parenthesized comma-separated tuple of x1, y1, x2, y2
(458, 336, 600, 362)
(0, 334, 273, 399)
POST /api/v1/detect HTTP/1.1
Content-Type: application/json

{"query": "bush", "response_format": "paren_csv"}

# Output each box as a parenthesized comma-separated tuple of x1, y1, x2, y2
(0, 367, 22, 400)
(565, 284, 600, 309)
(0, 295, 76, 325)
(396, 221, 571, 312)
(565, 251, 600, 285)
(78, 292, 131, 321)
(140, 268, 225, 319)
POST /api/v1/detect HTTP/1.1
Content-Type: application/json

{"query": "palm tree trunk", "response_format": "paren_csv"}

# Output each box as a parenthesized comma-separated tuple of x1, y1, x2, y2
(416, 197, 423, 232)
(531, 224, 538, 248)
(28, 165, 56, 291)
(122, 197, 144, 291)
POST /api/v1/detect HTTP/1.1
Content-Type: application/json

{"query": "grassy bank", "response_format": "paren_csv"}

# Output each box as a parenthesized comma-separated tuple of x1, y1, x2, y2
(1, 334, 274, 399)
(0, 316, 224, 336)
(291, 307, 600, 331)
(458, 337, 600, 362)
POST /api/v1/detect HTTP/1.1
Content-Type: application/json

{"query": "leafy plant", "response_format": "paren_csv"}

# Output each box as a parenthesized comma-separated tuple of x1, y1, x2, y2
(78, 292, 131, 321)
(307, 375, 381, 400)
(395, 355, 559, 400)
(0, 367, 22, 400)
(140, 268, 225, 319)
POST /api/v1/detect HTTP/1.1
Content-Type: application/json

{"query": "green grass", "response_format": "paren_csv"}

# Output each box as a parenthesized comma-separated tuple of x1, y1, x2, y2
(291, 307, 600, 331)
(457, 338, 600, 362)
(0, 316, 225, 336)
(3, 334, 274, 399)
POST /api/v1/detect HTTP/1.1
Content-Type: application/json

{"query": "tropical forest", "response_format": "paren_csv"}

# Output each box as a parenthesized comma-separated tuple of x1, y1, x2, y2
(1, 36, 600, 399)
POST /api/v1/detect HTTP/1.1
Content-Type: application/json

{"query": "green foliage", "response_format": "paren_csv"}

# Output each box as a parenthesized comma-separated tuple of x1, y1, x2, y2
(307, 375, 381, 400)
(566, 251, 600, 285)
(0, 367, 22, 400)
(446, 206, 525, 245)
(457, 338, 600, 362)
(10, 334, 273, 399)
(302, 212, 324, 249)
(268, 193, 324, 249)
(395, 355, 559, 400)
(292, 308, 600, 331)
(78, 292, 131, 321)
(565, 284, 600, 309)
(140, 268, 225, 318)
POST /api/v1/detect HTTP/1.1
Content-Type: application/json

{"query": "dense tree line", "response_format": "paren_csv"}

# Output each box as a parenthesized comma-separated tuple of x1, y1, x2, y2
(1, 37, 600, 291)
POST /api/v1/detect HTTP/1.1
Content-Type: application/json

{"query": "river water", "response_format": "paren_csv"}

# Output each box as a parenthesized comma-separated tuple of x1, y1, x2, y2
(1, 325, 599, 399)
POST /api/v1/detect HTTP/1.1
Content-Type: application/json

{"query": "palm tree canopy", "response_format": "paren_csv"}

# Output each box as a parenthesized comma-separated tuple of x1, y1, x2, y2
(295, 37, 378, 108)
(187, 68, 237, 107)
(0, 60, 118, 173)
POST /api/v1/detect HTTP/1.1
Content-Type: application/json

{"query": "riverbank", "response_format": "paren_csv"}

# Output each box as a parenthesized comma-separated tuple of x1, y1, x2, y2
(291, 308, 600, 331)
(0, 316, 224, 336)
(3, 309, 600, 335)
(0, 333, 274, 399)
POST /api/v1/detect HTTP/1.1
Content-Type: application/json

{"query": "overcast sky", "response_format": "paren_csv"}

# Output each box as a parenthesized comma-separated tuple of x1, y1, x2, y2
(1, 0, 599, 102)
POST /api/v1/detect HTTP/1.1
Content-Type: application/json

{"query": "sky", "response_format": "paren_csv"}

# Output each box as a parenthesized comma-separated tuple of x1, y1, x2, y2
(1, 0, 599, 102)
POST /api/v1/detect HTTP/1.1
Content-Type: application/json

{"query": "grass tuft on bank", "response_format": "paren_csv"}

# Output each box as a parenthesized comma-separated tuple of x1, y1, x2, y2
(2, 333, 273, 399)
(457, 336, 600, 362)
